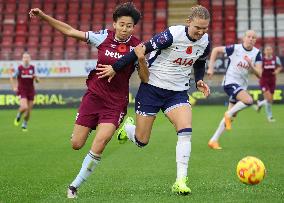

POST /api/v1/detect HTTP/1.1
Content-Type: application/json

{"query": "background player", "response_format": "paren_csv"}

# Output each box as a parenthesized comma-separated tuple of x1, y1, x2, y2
(207, 30, 262, 150)
(97, 5, 211, 195)
(10, 52, 39, 132)
(254, 45, 282, 122)
(29, 2, 148, 199)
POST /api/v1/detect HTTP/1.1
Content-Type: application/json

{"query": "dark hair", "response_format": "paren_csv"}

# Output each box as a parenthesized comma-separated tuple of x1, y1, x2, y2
(113, 2, 141, 25)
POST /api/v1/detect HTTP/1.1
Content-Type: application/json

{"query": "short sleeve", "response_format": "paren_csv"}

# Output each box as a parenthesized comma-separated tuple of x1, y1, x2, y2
(255, 51, 262, 64)
(198, 40, 211, 61)
(225, 44, 234, 56)
(86, 29, 108, 47)
(276, 56, 282, 66)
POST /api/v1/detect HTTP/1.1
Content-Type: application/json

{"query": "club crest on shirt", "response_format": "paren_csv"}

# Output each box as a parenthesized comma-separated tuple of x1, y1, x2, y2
(157, 32, 168, 44)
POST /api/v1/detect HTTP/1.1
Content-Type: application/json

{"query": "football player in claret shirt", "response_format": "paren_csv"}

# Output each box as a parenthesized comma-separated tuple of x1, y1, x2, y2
(10, 52, 39, 132)
(97, 5, 211, 195)
(207, 30, 262, 150)
(30, 2, 148, 199)
(254, 45, 282, 122)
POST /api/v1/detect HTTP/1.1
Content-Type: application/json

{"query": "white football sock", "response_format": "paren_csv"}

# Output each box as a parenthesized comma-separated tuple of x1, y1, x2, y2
(70, 151, 101, 188)
(16, 112, 21, 119)
(176, 133, 191, 180)
(265, 102, 273, 118)
(22, 120, 27, 128)
(226, 101, 248, 117)
(125, 124, 147, 147)
(210, 118, 225, 142)
(125, 123, 136, 143)
(258, 99, 267, 107)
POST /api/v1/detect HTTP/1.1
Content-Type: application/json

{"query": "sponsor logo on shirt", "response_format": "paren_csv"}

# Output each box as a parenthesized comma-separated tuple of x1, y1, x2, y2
(173, 58, 194, 66)
(237, 61, 250, 69)
(105, 49, 123, 59)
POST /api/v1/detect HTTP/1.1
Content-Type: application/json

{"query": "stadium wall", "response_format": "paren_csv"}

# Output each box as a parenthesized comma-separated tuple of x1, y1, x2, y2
(1, 85, 284, 109)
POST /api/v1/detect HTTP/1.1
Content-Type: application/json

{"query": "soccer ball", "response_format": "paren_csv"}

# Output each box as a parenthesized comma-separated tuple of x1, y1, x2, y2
(236, 156, 266, 185)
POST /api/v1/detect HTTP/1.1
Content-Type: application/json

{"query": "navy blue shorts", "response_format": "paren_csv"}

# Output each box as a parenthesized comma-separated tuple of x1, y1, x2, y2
(223, 83, 244, 103)
(135, 83, 190, 116)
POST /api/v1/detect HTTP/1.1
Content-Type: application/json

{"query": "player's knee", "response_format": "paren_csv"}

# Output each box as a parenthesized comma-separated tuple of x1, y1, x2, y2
(244, 98, 253, 106)
(71, 136, 84, 150)
(71, 142, 83, 150)
(267, 97, 273, 103)
(20, 106, 28, 112)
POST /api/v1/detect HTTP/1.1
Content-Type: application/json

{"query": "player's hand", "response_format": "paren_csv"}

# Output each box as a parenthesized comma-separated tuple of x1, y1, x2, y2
(196, 80, 210, 97)
(96, 64, 116, 82)
(12, 87, 17, 92)
(29, 8, 44, 19)
(134, 44, 146, 59)
(244, 55, 253, 67)
(34, 76, 40, 83)
(207, 66, 214, 79)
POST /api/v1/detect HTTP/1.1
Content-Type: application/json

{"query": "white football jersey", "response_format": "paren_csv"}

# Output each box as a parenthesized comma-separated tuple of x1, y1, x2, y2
(222, 44, 262, 89)
(146, 25, 210, 91)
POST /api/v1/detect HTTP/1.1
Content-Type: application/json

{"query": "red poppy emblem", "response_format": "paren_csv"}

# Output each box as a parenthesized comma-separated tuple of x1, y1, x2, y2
(117, 44, 127, 53)
(186, 46, 192, 54)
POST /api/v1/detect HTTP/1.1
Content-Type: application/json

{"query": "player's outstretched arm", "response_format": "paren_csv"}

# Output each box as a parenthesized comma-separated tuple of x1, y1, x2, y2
(134, 44, 149, 83)
(29, 8, 86, 41)
(207, 46, 225, 79)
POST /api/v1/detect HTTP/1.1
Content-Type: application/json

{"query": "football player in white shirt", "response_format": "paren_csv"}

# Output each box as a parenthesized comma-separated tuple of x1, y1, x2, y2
(97, 5, 211, 195)
(207, 30, 262, 150)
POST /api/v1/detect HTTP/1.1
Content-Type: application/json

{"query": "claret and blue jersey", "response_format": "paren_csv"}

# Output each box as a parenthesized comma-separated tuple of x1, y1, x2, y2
(85, 29, 140, 107)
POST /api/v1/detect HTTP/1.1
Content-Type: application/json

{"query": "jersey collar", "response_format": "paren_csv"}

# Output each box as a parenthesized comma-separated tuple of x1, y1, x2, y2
(185, 27, 197, 42)
(242, 44, 253, 51)
(113, 33, 132, 44)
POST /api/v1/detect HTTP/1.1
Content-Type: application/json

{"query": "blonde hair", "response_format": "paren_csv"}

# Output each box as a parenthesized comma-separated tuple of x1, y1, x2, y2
(188, 5, 210, 21)
(244, 30, 257, 37)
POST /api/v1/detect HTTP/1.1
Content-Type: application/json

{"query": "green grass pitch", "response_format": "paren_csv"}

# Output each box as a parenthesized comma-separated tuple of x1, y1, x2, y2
(0, 105, 283, 202)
